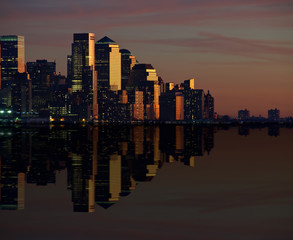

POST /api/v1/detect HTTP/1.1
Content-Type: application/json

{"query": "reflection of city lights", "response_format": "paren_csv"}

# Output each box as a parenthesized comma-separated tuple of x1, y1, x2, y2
(82, 118, 86, 122)
(60, 118, 65, 121)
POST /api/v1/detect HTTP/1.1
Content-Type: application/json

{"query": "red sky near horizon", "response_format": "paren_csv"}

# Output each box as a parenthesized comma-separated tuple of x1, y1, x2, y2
(1, 0, 292, 117)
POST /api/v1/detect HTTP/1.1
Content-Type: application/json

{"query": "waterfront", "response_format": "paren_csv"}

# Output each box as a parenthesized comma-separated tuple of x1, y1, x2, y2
(0, 125, 292, 239)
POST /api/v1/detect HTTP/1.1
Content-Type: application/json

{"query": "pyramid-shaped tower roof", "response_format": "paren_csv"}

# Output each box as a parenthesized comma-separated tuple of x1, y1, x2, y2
(96, 36, 116, 44)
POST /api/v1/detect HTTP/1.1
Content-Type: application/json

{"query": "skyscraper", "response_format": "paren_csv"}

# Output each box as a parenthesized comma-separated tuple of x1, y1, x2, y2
(128, 64, 160, 120)
(95, 36, 121, 91)
(71, 33, 98, 121)
(120, 49, 136, 90)
(204, 90, 214, 120)
(71, 33, 95, 92)
(0, 35, 25, 89)
(184, 89, 204, 121)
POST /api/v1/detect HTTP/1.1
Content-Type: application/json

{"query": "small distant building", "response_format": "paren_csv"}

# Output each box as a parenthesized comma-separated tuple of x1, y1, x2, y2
(238, 109, 250, 121)
(204, 90, 214, 120)
(268, 108, 280, 122)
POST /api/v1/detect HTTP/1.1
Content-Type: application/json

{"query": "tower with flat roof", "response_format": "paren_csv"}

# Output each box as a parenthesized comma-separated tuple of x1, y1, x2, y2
(0, 35, 25, 89)
(71, 33, 95, 92)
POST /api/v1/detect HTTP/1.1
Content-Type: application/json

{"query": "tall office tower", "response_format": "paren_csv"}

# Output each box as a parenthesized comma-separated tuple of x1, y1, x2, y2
(184, 78, 195, 90)
(71, 33, 95, 92)
(128, 64, 160, 120)
(95, 36, 121, 91)
(0, 35, 25, 89)
(26, 60, 56, 117)
(71, 33, 98, 121)
(184, 89, 204, 121)
(268, 108, 280, 122)
(204, 90, 214, 120)
(238, 109, 250, 121)
(67, 55, 72, 87)
(120, 49, 136, 90)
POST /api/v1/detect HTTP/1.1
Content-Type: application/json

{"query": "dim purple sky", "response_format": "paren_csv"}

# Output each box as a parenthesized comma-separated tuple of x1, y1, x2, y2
(1, 0, 292, 117)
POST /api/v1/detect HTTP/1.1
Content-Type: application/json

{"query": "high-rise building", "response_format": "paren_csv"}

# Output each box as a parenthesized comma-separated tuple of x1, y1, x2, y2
(131, 90, 144, 121)
(71, 33, 98, 121)
(204, 90, 214, 120)
(71, 33, 95, 92)
(128, 64, 160, 120)
(268, 108, 280, 122)
(120, 49, 136, 90)
(0, 35, 25, 89)
(67, 55, 72, 87)
(95, 36, 121, 91)
(160, 91, 184, 121)
(238, 109, 250, 121)
(26, 60, 56, 118)
(184, 89, 204, 121)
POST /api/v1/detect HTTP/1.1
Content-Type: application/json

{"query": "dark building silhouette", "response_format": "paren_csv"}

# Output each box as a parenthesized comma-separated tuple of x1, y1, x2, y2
(268, 108, 280, 122)
(67, 55, 72, 87)
(204, 90, 214, 120)
(26, 60, 56, 118)
(120, 49, 136, 90)
(160, 91, 184, 121)
(238, 109, 250, 121)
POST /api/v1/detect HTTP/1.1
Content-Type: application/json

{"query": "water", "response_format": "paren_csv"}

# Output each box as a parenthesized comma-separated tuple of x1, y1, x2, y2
(0, 125, 292, 239)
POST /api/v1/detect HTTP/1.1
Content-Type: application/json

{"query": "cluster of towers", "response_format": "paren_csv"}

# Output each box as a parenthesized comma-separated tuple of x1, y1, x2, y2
(238, 108, 281, 122)
(0, 34, 215, 123)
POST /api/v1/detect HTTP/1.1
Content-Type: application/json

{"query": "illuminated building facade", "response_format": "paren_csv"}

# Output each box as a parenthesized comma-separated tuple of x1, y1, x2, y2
(184, 78, 195, 90)
(0, 35, 25, 89)
(128, 64, 160, 120)
(95, 36, 121, 91)
(184, 89, 204, 121)
(160, 91, 184, 121)
(71, 33, 95, 92)
(71, 33, 98, 121)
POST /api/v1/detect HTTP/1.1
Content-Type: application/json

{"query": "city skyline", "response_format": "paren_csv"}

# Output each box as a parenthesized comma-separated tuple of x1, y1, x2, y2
(1, 0, 292, 117)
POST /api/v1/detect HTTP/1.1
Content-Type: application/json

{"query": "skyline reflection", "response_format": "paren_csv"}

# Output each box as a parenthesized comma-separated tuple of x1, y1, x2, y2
(0, 124, 288, 212)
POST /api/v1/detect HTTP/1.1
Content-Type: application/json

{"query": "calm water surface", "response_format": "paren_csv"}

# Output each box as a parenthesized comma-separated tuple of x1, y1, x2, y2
(0, 125, 292, 240)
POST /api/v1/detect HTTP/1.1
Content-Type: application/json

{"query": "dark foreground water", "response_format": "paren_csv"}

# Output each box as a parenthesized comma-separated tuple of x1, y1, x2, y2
(0, 125, 292, 240)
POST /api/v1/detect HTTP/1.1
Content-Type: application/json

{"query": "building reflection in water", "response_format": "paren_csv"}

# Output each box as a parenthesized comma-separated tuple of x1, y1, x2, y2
(2, 124, 283, 212)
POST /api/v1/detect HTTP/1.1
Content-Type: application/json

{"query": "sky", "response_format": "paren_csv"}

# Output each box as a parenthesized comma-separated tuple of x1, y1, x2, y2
(0, 0, 292, 117)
